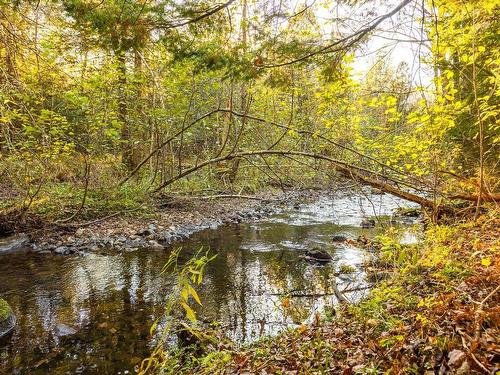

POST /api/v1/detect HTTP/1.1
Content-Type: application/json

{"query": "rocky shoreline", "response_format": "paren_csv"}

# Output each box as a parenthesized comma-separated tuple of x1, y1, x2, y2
(2, 190, 321, 256)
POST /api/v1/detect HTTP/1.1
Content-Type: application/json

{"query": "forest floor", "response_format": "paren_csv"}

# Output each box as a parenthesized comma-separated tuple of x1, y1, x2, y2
(177, 210, 500, 374)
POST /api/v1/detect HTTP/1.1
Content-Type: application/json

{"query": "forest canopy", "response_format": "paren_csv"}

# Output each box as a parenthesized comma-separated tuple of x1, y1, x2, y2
(0, 0, 498, 221)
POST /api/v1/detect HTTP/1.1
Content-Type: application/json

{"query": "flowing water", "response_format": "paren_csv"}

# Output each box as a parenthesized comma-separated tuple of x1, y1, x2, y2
(0, 192, 420, 374)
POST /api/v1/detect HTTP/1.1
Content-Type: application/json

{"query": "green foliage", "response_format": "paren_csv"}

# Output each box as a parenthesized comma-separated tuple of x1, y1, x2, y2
(139, 248, 216, 375)
(0, 299, 12, 321)
(1, 0, 497, 222)
(374, 228, 419, 268)
(338, 264, 356, 274)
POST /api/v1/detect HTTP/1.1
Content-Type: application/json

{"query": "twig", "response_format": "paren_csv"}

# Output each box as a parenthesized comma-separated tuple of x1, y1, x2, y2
(474, 284, 500, 342)
(55, 207, 143, 227)
(182, 194, 281, 202)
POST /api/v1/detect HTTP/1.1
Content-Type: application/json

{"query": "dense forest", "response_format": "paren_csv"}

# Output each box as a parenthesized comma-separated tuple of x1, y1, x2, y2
(0, 0, 498, 374)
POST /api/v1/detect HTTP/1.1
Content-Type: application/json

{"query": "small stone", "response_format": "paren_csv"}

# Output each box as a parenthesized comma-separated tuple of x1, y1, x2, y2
(148, 240, 163, 249)
(54, 246, 71, 255)
(54, 323, 78, 337)
(136, 228, 150, 237)
(448, 349, 466, 368)
(360, 218, 376, 228)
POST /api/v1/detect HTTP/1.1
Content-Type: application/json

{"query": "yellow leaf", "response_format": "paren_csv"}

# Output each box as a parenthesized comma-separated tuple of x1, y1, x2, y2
(481, 258, 491, 267)
(281, 298, 290, 308)
(188, 284, 202, 305)
(181, 287, 189, 302)
(180, 301, 197, 323)
(150, 318, 159, 335)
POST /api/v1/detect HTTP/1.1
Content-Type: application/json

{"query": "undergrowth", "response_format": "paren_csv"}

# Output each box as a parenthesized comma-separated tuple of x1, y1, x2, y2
(155, 209, 499, 374)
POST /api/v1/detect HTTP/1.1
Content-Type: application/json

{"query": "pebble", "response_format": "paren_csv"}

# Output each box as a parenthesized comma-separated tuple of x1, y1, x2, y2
(54, 323, 78, 337)
(54, 246, 71, 255)
(448, 349, 466, 367)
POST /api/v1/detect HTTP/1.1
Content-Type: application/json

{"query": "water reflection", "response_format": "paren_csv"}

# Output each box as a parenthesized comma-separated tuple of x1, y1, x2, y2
(0, 192, 419, 374)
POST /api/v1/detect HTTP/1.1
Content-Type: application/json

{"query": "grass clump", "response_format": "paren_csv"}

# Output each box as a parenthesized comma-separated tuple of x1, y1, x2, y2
(338, 264, 356, 274)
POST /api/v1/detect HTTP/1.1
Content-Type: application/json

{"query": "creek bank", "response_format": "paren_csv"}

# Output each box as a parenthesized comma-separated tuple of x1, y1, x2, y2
(25, 190, 321, 255)
(0, 188, 426, 373)
(1, 188, 422, 256)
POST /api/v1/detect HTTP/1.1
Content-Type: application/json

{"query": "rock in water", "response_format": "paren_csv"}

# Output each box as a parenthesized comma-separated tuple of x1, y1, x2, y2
(304, 248, 333, 262)
(54, 246, 71, 255)
(0, 298, 16, 342)
(54, 323, 78, 337)
(370, 187, 384, 195)
(332, 234, 348, 243)
(361, 218, 376, 228)
(0, 233, 30, 254)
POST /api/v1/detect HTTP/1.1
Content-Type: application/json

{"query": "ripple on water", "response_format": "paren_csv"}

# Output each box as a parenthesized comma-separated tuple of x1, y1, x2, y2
(0, 192, 421, 374)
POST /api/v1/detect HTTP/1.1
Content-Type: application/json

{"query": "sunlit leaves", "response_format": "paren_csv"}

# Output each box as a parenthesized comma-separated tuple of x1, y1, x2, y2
(166, 249, 217, 323)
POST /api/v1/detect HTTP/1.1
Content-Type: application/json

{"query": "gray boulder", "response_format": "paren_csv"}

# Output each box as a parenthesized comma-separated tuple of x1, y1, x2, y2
(0, 233, 30, 254)
(54, 246, 72, 255)
(0, 298, 16, 342)
(304, 248, 333, 263)
(361, 218, 376, 228)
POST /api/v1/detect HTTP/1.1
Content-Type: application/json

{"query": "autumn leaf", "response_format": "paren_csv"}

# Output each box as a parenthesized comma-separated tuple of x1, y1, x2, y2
(481, 257, 491, 267)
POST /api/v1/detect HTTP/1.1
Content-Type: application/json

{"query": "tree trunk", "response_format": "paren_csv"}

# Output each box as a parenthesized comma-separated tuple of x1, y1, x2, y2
(116, 51, 133, 169)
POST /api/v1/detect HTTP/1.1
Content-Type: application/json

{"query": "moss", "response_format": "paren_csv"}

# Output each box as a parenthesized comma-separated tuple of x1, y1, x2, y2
(394, 207, 421, 217)
(339, 264, 356, 274)
(0, 298, 12, 321)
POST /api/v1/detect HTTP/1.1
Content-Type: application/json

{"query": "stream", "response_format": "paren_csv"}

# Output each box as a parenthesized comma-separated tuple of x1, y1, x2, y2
(0, 191, 420, 374)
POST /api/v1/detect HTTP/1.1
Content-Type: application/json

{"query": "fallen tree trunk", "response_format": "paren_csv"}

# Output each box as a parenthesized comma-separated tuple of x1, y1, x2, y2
(449, 193, 500, 203)
(153, 149, 438, 209)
